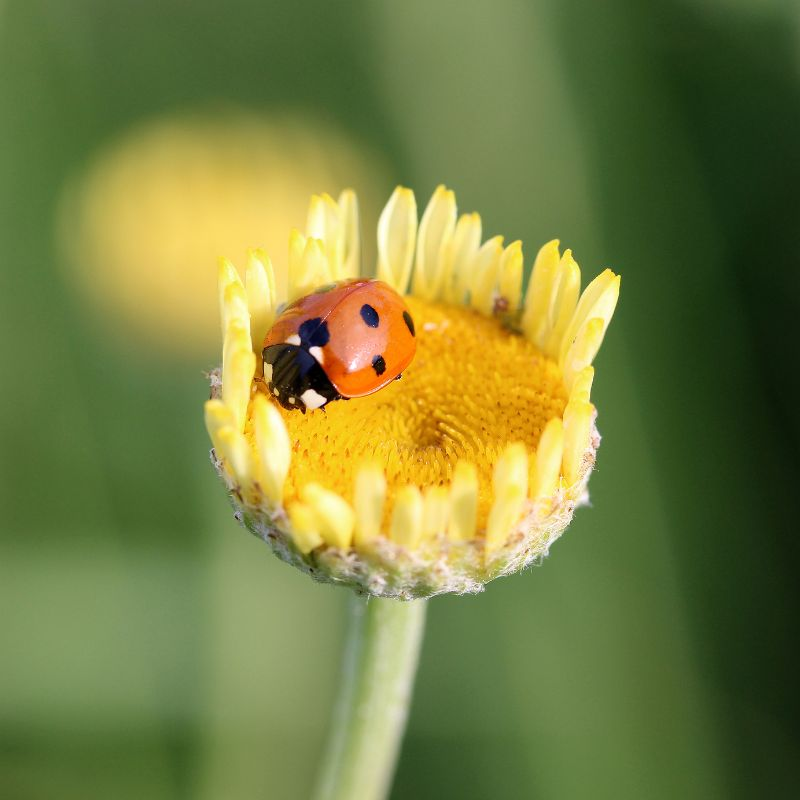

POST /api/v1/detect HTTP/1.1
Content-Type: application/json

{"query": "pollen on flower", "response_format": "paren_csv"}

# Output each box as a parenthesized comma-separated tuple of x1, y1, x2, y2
(250, 297, 568, 529)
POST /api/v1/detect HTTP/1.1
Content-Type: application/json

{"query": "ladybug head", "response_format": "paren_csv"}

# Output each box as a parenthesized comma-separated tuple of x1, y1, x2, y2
(262, 344, 340, 413)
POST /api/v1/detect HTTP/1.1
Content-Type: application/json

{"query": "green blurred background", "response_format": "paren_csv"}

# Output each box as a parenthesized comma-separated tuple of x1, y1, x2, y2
(2, 1, 798, 798)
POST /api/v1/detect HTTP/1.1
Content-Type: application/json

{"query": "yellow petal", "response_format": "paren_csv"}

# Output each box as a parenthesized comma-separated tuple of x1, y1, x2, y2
(497, 240, 524, 315)
(216, 426, 254, 490)
(204, 399, 235, 452)
(569, 365, 595, 405)
(287, 501, 324, 554)
(306, 192, 343, 278)
(486, 442, 529, 553)
(562, 317, 605, 392)
(442, 212, 482, 304)
(303, 236, 332, 284)
(222, 347, 255, 432)
(521, 239, 560, 346)
(559, 269, 620, 366)
(543, 250, 581, 358)
(306, 193, 340, 240)
(222, 279, 250, 341)
(390, 485, 424, 549)
(421, 485, 449, 540)
(377, 186, 417, 294)
(338, 188, 360, 280)
(470, 235, 504, 317)
(245, 250, 276, 354)
(301, 483, 355, 550)
(289, 237, 331, 302)
(448, 461, 479, 542)
(253, 393, 291, 506)
(412, 184, 457, 300)
(222, 318, 251, 373)
(562, 400, 594, 486)
(253, 247, 277, 303)
(530, 417, 564, 502)
(353, 462, 386, 547)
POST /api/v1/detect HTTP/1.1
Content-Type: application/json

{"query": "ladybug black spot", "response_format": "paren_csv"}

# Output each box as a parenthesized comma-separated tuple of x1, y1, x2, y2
(403, 310, 415, 337)
(360, 304, 380, 328)
(298, 317, 330, 348)
(372, 354, 386, 376)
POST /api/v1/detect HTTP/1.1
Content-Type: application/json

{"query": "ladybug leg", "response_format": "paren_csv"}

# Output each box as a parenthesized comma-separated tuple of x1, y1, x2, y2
(395, 373, 403, 381)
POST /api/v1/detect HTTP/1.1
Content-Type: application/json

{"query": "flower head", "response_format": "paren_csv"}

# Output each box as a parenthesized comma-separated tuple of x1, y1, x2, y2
(206, 186, 620, 599)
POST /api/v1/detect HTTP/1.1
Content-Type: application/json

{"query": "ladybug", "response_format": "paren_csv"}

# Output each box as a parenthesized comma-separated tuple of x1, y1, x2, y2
(262, 278, 417, 412)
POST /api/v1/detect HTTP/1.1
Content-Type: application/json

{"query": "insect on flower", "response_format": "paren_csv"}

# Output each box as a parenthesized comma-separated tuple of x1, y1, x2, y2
(262, 279, 416, 412)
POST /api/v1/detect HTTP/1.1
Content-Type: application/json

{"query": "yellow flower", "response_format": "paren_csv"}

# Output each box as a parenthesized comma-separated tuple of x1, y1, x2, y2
(206, 186, 620, 599)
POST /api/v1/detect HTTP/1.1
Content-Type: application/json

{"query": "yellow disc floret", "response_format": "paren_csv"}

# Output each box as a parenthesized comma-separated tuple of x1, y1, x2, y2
(264, 297, 568, 530)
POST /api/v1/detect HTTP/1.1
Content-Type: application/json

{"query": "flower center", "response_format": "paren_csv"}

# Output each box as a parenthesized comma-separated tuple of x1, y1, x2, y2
(252, 296, 568, 526)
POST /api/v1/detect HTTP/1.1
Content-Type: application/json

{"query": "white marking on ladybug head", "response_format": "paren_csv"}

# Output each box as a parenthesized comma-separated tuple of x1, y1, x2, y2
(285, 334, 301, 346)
(309, 346, 325, 365)
(263, 363, 273, 383)
(273, 388, 280, 397)
(301, 389, 327, 410)
(288, 396, 296, 405)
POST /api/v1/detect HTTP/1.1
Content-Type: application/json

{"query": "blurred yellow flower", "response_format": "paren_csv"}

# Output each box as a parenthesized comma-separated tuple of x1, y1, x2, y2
(206, 186, 620, 599)
(57, 112, 387, 356)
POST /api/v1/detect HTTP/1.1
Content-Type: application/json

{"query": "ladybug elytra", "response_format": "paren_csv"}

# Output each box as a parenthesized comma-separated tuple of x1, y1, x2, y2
(262, 279, 417, 412)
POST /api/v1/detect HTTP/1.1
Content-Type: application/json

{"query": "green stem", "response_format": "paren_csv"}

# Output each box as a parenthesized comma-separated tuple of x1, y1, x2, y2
(313, 595, 427, 800)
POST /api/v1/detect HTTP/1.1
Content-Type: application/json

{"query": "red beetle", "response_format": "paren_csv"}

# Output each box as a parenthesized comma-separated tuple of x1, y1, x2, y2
(262, 279, 416, 412)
